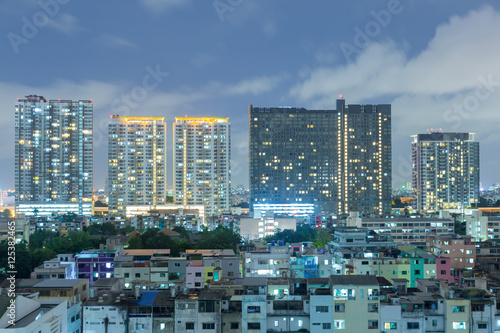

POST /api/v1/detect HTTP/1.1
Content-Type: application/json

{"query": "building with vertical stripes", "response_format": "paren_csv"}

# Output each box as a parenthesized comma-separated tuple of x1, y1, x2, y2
(249, 98, 391, 216)
(108, 116, 167, 216)
(411, 132, 479, 212)
(15, 95, 93, 216)
(173, 117, 231, 218)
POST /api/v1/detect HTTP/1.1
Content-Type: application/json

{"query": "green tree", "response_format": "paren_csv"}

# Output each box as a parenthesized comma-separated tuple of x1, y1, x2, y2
(172, 226, 190, 240)
(313, 228, 332, 248)
(1, 209, 11, 218)
(0, 241, 32, 279)
(29, 230, 59, 252)
(127, 235, 143, 249)
(118, 225, 136, 235)
(31, 248, 57, 269)
(87, 223, 117, 236)
(196, 225, 241, 252)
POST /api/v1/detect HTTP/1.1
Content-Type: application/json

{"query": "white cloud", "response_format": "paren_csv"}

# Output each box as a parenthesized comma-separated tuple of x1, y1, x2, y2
(97, 34, 138, 49)
(289, 5, 500, 186)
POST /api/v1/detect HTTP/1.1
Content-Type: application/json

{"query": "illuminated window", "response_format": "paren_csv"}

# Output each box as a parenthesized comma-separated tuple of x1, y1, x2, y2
(453, 322, 466, 330)
(384, 322, 397, 329)
(334, 320, 345, 329)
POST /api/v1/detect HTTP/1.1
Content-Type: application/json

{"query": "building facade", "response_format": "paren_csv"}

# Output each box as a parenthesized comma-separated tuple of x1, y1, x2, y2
(249, 98, 391, 216)
(173, 117, 231, 216)
(15, 95, 93, 216)
(108, 116, 167, 216)
(411, 132, 480, 212)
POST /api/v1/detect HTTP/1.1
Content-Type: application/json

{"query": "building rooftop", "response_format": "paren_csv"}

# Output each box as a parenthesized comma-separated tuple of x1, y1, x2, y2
(242, 277, 268, 286)
(33, 279, 86, 288)
(85, 290, 132, 306)
(184, 249, 235, 257)
(91, 278, 122, 289)
(376, 277, 393, 287)
(330, 275, 379, 286)
(199, 290, 225, 300)
(122, 249, 171, 256)
(307, 278, 330, 286)
(152, 291, 175, 306)
(131, 291, 160, 306)
(362, 217, 453, 222)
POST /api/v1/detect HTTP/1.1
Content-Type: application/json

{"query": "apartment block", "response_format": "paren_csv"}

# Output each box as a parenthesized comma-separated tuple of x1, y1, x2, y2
(412, 132, 480, 212)
(427, 234, 476, 270)
(108, 116, 167, 216)
(31, 256, 76, 280)
(349, 214, 455, 242)
(32, 279, 89, 303)
(174, 117, 231, 217)
(330, 275, 380, 332)
(75, 250, 116, 284)
(249, 98, 391, 216)
(329, 227, 397, 251)
(15, 95, 93, 216)
(244, 246, 290, 278)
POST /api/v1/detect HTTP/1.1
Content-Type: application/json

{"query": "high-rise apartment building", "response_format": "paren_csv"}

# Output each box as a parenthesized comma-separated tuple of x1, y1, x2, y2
(15, 95, 93, 216)
(337, 99, 392, 215)
(173, 117, 231, 217)
(108, 116, 167, 216)
(249, 98, 391, 216)
(411, 132, 479, 212)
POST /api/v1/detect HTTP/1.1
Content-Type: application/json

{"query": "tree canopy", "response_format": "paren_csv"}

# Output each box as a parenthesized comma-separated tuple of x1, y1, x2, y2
(264, 224, 332, 248)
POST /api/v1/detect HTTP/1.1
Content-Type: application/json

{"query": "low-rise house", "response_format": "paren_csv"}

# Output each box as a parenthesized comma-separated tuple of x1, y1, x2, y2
(75, 250, 116, 285)
(32, 279, 89, 303)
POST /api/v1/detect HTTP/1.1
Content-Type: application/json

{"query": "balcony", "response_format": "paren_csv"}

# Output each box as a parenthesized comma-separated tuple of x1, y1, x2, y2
(401, 311, 425, 318)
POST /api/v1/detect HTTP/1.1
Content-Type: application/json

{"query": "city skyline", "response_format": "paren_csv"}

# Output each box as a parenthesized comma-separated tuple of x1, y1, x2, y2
(2, 2, 500, 191)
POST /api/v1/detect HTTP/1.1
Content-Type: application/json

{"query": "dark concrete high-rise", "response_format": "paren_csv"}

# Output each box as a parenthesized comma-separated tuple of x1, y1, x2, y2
(249, 98, 391, 216)
(411, 132, 479, 212)
(15, 95, 93, 216)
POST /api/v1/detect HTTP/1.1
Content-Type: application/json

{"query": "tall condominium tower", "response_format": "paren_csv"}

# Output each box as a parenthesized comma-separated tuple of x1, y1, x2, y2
(174, 117, 231, 216)
(249, 98, 391, 216)
(336, 99, 392, 215)
(412, 132, 479, 212)
(108, 116, 167, 216)
(15, 95, 93, 215)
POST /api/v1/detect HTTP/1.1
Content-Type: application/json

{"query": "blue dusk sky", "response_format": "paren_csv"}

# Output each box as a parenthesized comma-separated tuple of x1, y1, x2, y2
(1, 1, 499, 191)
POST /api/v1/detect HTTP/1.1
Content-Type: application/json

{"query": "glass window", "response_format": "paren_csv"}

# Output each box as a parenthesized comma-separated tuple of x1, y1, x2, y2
(453, 322, 466, 330)
(407, 322, 419, 329)
(384, 322, 397, 329)
(334, 320, 345, 329)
